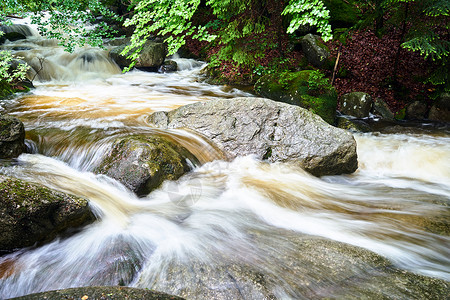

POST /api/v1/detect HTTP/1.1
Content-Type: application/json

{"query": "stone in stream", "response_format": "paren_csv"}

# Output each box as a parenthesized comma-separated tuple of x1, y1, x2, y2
(0, 114, 26, 159)
(339, 92, 373, 118)
(9, 286, 184, 300)
(109, 41, 167, 71)
(148, 97, 358, 176)
(0, 175, 95, 251)
(141, 229, 449, 299)
(95, 135, 199, 196)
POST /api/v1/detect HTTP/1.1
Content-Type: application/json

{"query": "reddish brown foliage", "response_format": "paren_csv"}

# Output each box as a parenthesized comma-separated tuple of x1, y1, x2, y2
(329, 29, 435, 113)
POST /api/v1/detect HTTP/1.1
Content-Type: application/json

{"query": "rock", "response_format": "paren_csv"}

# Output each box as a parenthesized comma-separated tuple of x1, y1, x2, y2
(336, 116, 371, 133)
(428, 106, 450, 122)
(300, 34, 331, 68)
(148, 97, 357, 176)
(428, 92, 450, 122)
(109, 41, 167, 70)
(159, 59, 178, 73)
(0, 175, 95, 251)
(373, 97, 394, 120)
(95, 135, 198, 196)
(340, 92, 373, 118)
(0, 25, 35, 44)
(0, 114, 25, 159)
(254, 70, 337, 124)
(9, 286, 184, 300)
(141, 229, 449, 299)
(406, 101, 428, 120)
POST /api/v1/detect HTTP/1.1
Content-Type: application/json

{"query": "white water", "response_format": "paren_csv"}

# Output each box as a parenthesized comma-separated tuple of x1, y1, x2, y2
(0, 25, 449, 299)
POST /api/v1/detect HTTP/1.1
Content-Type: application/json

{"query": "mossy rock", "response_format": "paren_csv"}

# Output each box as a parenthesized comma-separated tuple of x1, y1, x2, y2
(254, 70, 337, 124)
(0, 114, 25, 159)
(95, 135, 199, 196)
(0, 175, 95, 251)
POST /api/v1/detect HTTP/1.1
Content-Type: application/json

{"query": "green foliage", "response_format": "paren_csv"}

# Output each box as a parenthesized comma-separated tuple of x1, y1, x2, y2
(282, 0, 332, 41)
(307, 70, 329, 92)
(0, 31, 29, 86)
(122, 0, 213, 70)
(123, 0, 333, 69)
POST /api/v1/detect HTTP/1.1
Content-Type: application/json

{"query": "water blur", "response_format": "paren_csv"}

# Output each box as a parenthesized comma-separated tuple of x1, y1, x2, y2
(0, 22, 449, 299)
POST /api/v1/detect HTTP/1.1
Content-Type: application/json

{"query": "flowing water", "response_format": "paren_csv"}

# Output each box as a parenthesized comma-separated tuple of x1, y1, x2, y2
(0, 26, 449, 299)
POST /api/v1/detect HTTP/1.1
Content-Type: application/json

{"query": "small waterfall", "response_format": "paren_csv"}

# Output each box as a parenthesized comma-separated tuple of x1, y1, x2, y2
(170, 53, 205, 71)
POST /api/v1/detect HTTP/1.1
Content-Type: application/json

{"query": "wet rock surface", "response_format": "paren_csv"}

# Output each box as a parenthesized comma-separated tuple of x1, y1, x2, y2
(0, 114, 25, 159)
(0, 175, 95, 251)
(95, 135, 198, 196)
(148, 97, 358, 176)
(9, 286, 184, 300)
(143, 229, 449, 299)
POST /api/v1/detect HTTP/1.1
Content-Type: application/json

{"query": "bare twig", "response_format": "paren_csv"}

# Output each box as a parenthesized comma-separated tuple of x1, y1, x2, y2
(31, 57, 45, 82)
(331, 45, 342, 86)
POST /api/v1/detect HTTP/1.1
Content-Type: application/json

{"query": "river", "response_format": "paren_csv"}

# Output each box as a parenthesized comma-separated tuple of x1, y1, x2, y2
(0, 28, 449, 299)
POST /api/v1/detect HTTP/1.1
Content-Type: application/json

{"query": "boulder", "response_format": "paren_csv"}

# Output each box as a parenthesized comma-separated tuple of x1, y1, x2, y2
(0, 114, 25, 159)
(109, 41, 167, 70)
(0, 175, 95, 251)
(339, 92, 373, 118)
(9, 286, 183, 300)
(95, 135, 198, 196)
(300, 34, 331, 68)
(0, 25, 35, 44)
(148, 97, 358, 176)
(406, 101, 428, 120)
(159, 59, 178, 73)
(373, 97, 394, 120)
(428, 92, 450, 123)
(254, 70, 337, 124)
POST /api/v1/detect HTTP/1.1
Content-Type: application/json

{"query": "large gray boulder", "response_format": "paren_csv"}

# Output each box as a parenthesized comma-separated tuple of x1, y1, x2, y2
(148, 97, 357, 176)
(109, 41, 167, 70)
(339, 92, 373, 118)
(95, 135, 198, 196)
(0, 114, 25, 159)
(10, 286, 183, 300)
(300, 34, 331, 68)
(0, 175, 95, 251)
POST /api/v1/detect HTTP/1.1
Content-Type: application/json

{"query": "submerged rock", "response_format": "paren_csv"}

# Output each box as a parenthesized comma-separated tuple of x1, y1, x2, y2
(10, 286, 184, 300)
(143, 230, 449, 299)
(0, 175, 95, 251)
(148, 97, 357, 176)
(95, 135, 198, 196)
(0, 114, 25, 159)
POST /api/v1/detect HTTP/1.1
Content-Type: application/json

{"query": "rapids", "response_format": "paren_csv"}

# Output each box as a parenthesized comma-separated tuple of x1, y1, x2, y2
(0, 25, 449, 299)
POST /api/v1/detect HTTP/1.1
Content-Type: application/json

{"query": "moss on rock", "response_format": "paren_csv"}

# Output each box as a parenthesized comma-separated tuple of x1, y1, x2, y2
(0, 175, 95, 251)
(95, 135, 198, 196)
(254, 70, 337, 124)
